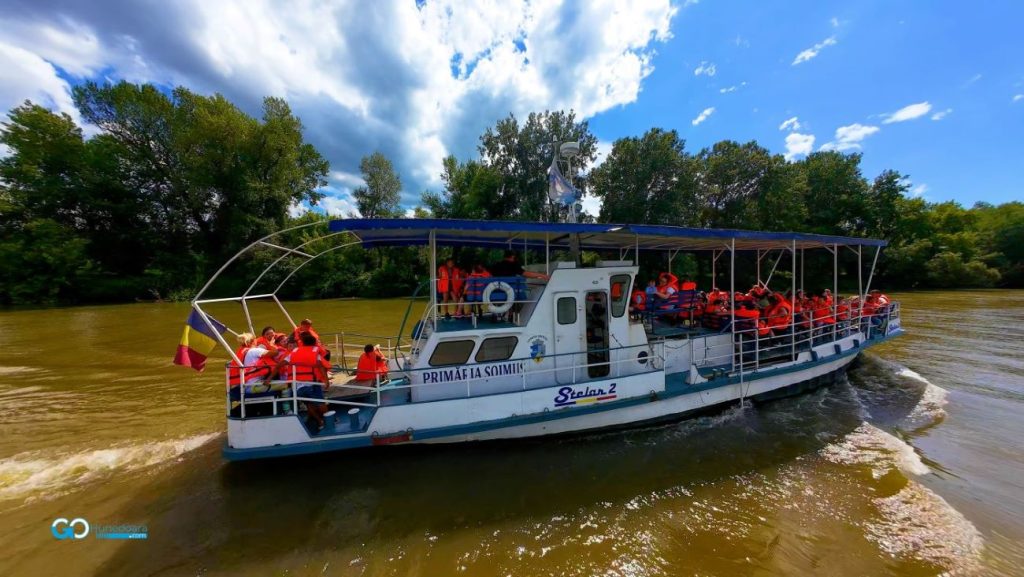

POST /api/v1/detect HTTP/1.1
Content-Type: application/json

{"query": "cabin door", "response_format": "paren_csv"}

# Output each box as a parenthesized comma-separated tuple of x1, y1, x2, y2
(553, 292, 583, 383)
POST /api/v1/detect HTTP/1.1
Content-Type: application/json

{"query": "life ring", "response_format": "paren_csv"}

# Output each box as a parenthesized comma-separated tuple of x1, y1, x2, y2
(482, 281, 515, 314)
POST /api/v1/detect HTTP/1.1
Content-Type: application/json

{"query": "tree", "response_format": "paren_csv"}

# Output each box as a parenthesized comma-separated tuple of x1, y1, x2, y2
(589, 128, 697, 225)
(422, 155, 508, 220)
(478, 110, 598, 221)
(73, 81, 329, 267)
(353, 151, 402, 218)
(798, 151, 870, 235)
(693, 140, 807, 231)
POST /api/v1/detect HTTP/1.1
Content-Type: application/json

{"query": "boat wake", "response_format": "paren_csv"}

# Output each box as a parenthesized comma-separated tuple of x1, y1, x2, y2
(0, 433, 218, 506)
(823, 366, 984, 575)
(850, 354, 950, 432)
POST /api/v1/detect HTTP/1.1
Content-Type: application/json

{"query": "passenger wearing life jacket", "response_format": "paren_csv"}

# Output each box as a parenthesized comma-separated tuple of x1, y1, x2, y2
(464, 264, 492, 315)
(733, 301, 770, 337)
(276, 332, 331, 430)
(657, 272, 679, 292)
(810, 294, 835, 326)
(762, 292, 793, 333)
(630, 279, 656, 316)
(228, 332, 275, 387)
(355, 343, 389, 386)
(291, 318, 323, 349)
(251, 327, 276, 350)
(437, 258, 463, 319)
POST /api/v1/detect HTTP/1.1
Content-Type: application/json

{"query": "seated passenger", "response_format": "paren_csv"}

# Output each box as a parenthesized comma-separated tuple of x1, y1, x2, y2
(658, 272, 679, 291)
(291, 318, 323, 348)
(254, 326, 277, 349)
(355, 344, 388, 386)
(228, 333, 275, 387)
(277, 332, 331, 431)
(654, 276, 677, 301)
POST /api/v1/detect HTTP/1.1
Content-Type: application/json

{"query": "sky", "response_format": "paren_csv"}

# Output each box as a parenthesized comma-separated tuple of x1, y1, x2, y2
(1, 0, 1021, 218)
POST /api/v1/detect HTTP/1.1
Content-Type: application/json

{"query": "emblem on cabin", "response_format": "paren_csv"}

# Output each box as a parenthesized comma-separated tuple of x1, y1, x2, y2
(528, 335, 547, 363)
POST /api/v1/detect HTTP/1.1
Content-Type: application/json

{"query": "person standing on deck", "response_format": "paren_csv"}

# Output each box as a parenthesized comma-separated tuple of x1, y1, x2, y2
(437, 258, 463, 319)
(490, 250, 550, 281)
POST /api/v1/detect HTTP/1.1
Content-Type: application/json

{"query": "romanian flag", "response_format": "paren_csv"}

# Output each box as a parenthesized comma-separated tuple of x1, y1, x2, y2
(174, 309, 227, 372)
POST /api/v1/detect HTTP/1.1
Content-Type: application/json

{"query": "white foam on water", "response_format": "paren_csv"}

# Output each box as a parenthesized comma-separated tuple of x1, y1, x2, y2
(866, 482, 984, 575)
(0, 432, 218, 503)
(820, 422, 930, 477)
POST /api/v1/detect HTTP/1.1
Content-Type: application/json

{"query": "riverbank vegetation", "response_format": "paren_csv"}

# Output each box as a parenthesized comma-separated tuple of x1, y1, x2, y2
(1, 82, 1021, 305)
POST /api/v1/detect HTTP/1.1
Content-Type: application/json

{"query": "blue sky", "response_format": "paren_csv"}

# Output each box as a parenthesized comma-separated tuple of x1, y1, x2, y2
(589, 0, 1024, 207)
(0, 0, 1021, 215)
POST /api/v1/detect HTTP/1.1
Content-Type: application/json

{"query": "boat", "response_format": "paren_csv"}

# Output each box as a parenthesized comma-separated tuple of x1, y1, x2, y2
(188, 215, 903, 461)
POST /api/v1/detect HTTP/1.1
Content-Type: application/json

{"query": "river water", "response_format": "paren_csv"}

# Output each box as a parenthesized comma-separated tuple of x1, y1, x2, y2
(0, 290, 1021, 576)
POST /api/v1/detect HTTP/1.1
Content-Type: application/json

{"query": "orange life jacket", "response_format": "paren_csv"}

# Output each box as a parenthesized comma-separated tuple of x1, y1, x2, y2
(244, 354, 277, 383)
(228, 346, 250, 386)
(630, 289, 647, 311)
(291, 326, 323, 347)
(282, 345, 330, 383)
(680, 280, 697, 291)
(437, 265, 453, 293)
(763, 297, 792, 330)
(658, 272, 679, 291)
(355, 351, 383, 381)
(451, 267, 466, 293)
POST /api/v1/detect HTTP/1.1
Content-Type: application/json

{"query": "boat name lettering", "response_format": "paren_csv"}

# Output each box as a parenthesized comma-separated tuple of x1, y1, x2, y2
(553, 384, 618, 407)
(422, 361, 525, 384)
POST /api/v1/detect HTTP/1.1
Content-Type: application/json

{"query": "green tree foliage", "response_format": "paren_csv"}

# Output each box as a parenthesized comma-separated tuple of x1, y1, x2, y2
(353, 151, 402, 218)
(422, 156, 504, 220)
(589, 128, 697, 225)
(2, 91, 1022, 305)
(0, 82, 328, 304)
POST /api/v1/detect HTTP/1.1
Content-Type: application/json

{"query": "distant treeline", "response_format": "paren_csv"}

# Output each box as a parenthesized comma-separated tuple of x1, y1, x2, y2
(1, 82, 1020, 305)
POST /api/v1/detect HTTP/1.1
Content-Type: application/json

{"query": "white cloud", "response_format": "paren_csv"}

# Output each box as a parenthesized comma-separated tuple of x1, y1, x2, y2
(1014, 94, 1024, 102)
(930, 108, 952, 120)
(0, 40, 82, 126)
(318, 192, 360, 217)
(792, 36, 837, 65)
(718, 81, 745, 94)
(287, 200, 308, 218)
(963, 73, 982, 87)
(830, 17, 840, 27)
(778, 116, 802, 131)
(691, 107, 715, 126)
(783, 132, 815, 161)
(882, 101, 932, 124)
(0, 0, 679, 206)
(580, 191, 602, 217)
(330, 170, 366, 189)
(820, 123, 880, 151)
(911, 183, 928, 197)
(693, 61, 716, 77)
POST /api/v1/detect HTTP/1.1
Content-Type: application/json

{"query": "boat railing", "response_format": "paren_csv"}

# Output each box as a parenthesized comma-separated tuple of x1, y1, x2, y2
(226, 341, 666, 420)
(687, 300, 900, 375)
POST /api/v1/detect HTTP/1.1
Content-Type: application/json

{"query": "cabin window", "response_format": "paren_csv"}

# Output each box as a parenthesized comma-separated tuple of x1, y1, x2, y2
(610, 274, 631, 318)
(475, 336, 519, 362)
(557, 297, 577, 324)
(429, 339, 476, 366)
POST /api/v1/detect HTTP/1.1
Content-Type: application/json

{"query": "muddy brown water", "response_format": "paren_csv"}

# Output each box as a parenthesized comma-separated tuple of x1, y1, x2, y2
(0, 290, 1021, 576)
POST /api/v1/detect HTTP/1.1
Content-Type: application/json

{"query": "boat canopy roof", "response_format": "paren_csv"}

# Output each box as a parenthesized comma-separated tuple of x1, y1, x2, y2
(327, 218, 887, 251)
